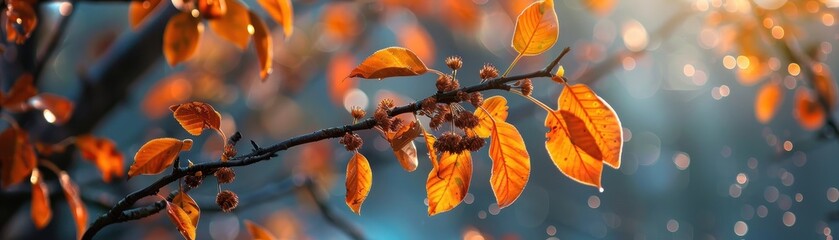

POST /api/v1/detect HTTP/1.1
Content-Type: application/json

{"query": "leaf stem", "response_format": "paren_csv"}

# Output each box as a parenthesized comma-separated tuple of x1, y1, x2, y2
(502, 54, 524, 78)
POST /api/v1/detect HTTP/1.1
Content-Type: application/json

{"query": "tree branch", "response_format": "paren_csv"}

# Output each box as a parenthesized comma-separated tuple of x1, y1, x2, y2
(81, 47, 571, 240)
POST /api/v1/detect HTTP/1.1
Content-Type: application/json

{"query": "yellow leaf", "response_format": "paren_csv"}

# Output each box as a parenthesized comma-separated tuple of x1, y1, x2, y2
(2, 74, 37, 112)
(165, 201, 197, 240)
(76, 135, 125, 182)
(488, 120, 530, 208)
(755, 81, 783, 124)
(345, 152, 372, 215)
(511, 0, 558, 56)
(163, 12, 202, 66)
(28, 93, 75, 124)
(129, 138, 193, 177)
(129, 0, 162, 29)
(30, 169, 52, 229)
(347, 47, 429, 79)
(794, 88, 826, 131)
(249, 12, 273, 81)
(545, 84, 622, 189)
(256, 0, 293, 38)
(208, 0, 251, 49)
(0, 126, 37, 189)
(59, 172, 87, 240)
(244, 220, 278, 240)
(384, 121, 421, 172)
(421, 129, 438, 170)
(473, 96, 510, 138)
(170, 102, 223, 136)
(426, 151, 472, 216)
(173, 192, 200, 227)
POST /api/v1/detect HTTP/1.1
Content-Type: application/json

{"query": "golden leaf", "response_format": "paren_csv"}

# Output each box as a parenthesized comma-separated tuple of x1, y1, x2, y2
(794, 88, 826, 131)
(421, 130, 438, 170)
(2, 74, 37, 112)
(129, 0, 162, 29)
(170, 102, 223, 136)
(755, 81, 783, 124)
(199, 0, 227, 19)
(76, 135, 125, 182)
(208, 0, 251, 49)
(165, 201, 196, 240)
(142, 73, 193, 119)
(28, 93, 75, 124)
(384, 121, 421, 172)
(345, 152, 372, 215)
(30, 169, 52, 229)
(163, 12, 202, 66)
(473, 96, 510, 138)
(488, 120, 530, 208)
(173, 192, 200, 227)
(327, 52, 358, 105)
(397, 23, 436, 65)
(244, 220, 278, 240)
(511, 0, 558, 56)
(0, 126, 37, 188)
(249, 12, 273, 81)
(129, 138, 193, 177)
(426, 151, 472, 216)
(256, 0, 293, 38)
(59, 172, 87, 240)
(347, 47, 429, 79)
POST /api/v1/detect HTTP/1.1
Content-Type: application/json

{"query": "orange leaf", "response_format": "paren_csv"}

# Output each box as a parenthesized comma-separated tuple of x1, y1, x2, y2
(165, 200, 197, 240)
(347, 47, 429, 79)
(511, 0, 558, 56)
(441, 0, 480, 32)
(129, 138, 193, 177)
(384, 121, 421, 172)
(794, 88, 826, 131)
(142, 73, 193, 119)
(421, 129, 438, 170)
(170, 102, 223, 136)
(5, 2, 38, 44)
(208, 0, 251, 49)
(249, 12, 273, 81)
(327, 52, 358, 105)
(397, 23, 436, 65)
(0, 126, 37, 188)
(426, 151, 472, 216)
(164, 12, 202, 66)
(129, 0, 162, 29)
(813, 63, 838, 110)
(30, 169, 52, 229)
(76, 135, 125, 182)
(256, 0, 293, 38)
(28, 93, 75, 124)
(487, 119, 530, 208)
(322, 3, 359, 43)
(545, 84, 622, 189)
(345, 152, 372, 214)
(173, 192, 200, 227)
(473, 96, 510, 138)
(59, 172, 87, 240)
(582, 0, 617, 16)
(755, 81, 784, 124)
(199, 0, 227, 19)
(2, 74, 38, 112)
(244, 220, 278, 240)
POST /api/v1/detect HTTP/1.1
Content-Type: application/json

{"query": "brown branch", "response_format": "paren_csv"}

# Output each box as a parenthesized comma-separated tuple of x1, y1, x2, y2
(81, 47, 571, 240)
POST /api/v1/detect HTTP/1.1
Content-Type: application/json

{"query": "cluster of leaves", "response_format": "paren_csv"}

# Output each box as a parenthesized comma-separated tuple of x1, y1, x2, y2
(4, 0, 38, 44)
(130, 0, 292, 80)
(337, 0, 623, 216)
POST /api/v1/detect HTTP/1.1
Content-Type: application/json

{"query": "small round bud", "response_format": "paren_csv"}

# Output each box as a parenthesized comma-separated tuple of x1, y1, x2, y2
(457, 91, 470, 102)
(445, 56, 463, 70)
(479, 64, 499, 80)
(350, 106, 366, 120)
(216, 190, 239, 212)
(184, 175, 203, 189)
(435, 132, 463, 153)
(339, 132, 363, 151)
(469, 92, 484, 107)
(454, 112, 480, 129)
(436, 75, 452, 92)
(421, 98, 437, 114)
(446, 78, 460, 92)
(215, 167, 235, 184)
(521, 79, 533, 96)
(374, 108, 391, 130)
(462, 136, 485, 152)
(379, 98, 395, 110)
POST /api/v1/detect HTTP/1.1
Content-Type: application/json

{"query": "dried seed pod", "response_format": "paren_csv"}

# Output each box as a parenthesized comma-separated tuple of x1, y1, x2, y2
(469, 92, 484, 107)
(184, 174, 203, 189)
(480, 63, 499, 80)
(434, 132, 463, 153)
(521, 78, 533, 96)
(454, 112, 479, 129)
(215, 167, 235, 184)
(445, 56, 463, 70)
(350, 106, 366, 120)
(216, 190, 239, 212)
(339, 132, 363, 151)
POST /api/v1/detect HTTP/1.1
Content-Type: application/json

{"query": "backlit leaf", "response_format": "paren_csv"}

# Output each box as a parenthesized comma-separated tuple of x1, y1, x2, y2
(256, 0, 293, 38)
(249, 12, 273, 81)
(322, 3, 359, 43)
(28, 93, 75, 124)
(421, 129, 438, 170)
(59, 172, 87, 240)
(165, 201, 196, 240)
(345, 152, 372, 214)
(794, 88, 826, 131)
(170, 102, 223, 136)
(2, 74, 37, 112)
(199, 0, 227, 19)
(755, 81, 784, 124)
(582, 0, 617, 16)
(208, 0, 251, 49)
(328, 52, 358, 105)
(487, 119, 530, 208)
(511, 0, 559, 56)
(129, 0, 162, 29)
(244, 220, 278, 240)
(164, 12, 202, 66)
(384, 121, 421, 172)
(397, 23, 436, 65)
(129, 138, 193, 177)
(76, 135, 125, 182)
(5, 2, 38, 44)
(173, 192, 200, 227)
(30, 169, 52, 229)
(347, 47, 429, 79)
(142, 73, 193, 119)
(426, 151, 472, 216)
(0, 126, 37, 188)
(473, 96, 510, 138)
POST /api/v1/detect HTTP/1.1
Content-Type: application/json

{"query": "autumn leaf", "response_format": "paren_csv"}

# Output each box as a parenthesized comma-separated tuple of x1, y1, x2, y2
(164, 12, 202, 66)
(322, 3, 359, 43)
(0, 126, 37, 188)
(544, 84, 622, 189)
(383, 121, 421, 172)
(244, 220, 278, 240)
(487, 117, 530, 208)
(28, 93, 75, 124)
(473, 96, 510, 138)
(755, 81, 784, 124)
(328, 52, 358, 105)
(165, 200, 197, 240)
(173, 192, 200, 227)
(256, 0, 293, 38)
(249, 12, 273, 81)
(199, 0, 227, 19)
(142, 73, 193, 119)
(170, 102, 223, 136)
(426, 151, 472, 216)
(347, 47, 429, 79)
(397, 23, 436, 65)
(208, 0, 251, 49)
(441, 0, 480, 32)
(582, 0, 617, 16)
(2, 74, 38, 112)
(76, 135, 125, 182)
(794, 88, 826, 131)
(5, 2, 38, 44)
(30, 169, 52, 229)
(421, 129, 438, 170)
(345, 152, 372, 214)
(129, 138, 193, 177)
(129, 0, 162, 29)
(511, 0, 558, 56)
(59, 172, 87, 240)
